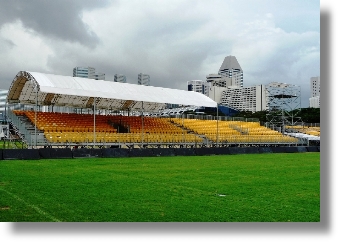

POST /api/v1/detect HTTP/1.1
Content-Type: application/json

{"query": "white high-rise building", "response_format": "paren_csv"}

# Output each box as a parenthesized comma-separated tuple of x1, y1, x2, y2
(92, 73, 105, 80)
(187, 80, 209, 96)
(219, 85, 267, 112)
(114, 74, 127, 83)
(186, 55, 267, 112)
(206, 74, 238, 88)
(138, 73, 150, 86)
(73, 67, 105, 80)
(309, 76, 320, 108)
(0, 89, 8, 113)
(218, 56, 243, 87)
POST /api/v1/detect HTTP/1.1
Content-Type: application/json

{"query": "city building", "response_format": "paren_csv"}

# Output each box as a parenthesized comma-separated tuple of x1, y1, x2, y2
(309, 76, 320, 108)
(92, 73, 105, 81)
(0, 89, 8, 122)
(73, 67, 105, 80)
(114, 74, 127, 83)
(138, 73, 150, 86)
(187, 80, 209, 96)
(309, 96, 320, 108)
(0, 89, 23, 116)
(218, 55, 243, 87)
(196, 55, 267, 112)
(218, 85, 267, 112)
(206, 74, 238, 88)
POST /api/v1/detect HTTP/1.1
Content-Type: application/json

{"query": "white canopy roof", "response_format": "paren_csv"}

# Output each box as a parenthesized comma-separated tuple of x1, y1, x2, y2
(7, 71, 217, 111)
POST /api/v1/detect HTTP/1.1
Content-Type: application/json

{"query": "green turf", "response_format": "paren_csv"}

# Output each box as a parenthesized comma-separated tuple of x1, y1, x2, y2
(0, 153, 320, 222)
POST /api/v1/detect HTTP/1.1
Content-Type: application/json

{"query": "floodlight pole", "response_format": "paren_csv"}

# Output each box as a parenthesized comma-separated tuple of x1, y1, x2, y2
(93, 97, 96, 148)
(4, 101, 7, 124)
(182, 112, 184, 144)
(142, 101, 144, 147)
(216, 104, 219, 147)
(35, 86, 38, 149)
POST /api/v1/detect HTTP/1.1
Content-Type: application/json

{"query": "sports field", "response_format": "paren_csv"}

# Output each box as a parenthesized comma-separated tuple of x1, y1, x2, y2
(0, 153, 320, 222)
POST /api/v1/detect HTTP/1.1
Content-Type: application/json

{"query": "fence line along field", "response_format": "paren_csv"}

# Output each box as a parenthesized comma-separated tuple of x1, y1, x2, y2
(0, 153, 320, 222)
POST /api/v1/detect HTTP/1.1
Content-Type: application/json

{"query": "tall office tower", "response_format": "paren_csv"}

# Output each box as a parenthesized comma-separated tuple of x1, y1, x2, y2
(187, 80, 209, 96)
(309, 76, 320, 108)
(218, 56, 243, 87)
(310, 76, 320, 98)
(73, 67, 105, 80)
(138, 73, 150, 86)
(114, 74, 127, 83)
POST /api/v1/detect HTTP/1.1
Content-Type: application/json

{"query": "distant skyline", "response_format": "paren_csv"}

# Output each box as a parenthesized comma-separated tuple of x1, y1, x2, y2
(0, 0, 320, 107)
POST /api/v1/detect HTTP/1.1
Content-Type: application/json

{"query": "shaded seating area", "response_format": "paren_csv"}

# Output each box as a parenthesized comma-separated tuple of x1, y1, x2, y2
(7, 71, 217, 147)
(12, 110, 203, 145)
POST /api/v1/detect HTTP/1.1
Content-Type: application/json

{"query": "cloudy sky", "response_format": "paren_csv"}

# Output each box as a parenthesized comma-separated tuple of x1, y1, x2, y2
(0, 0, 320, 107)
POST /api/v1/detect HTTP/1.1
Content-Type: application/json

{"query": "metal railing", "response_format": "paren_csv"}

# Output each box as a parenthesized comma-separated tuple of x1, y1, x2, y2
(7, 110, 46, 147)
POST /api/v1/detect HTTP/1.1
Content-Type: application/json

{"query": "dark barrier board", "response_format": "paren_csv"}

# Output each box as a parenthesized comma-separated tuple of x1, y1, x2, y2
(229, 147, 249, 155)
(101, 148, 115, 158)
(50, 148, 73, 159)
(258, 147, 273, 154)
(90, 149, 104, 158)
(284, 146, 300, 153)
(129, 149, 154, 157)
(3, 149, 40, 160)
(150, 148, 175, 157)
(114, 148, 130, 158)
(1, 145, 319, 160)
(195, 147, 217, 156)
(271, 147, 287, 153)
(317, 146, 320, 152)
(296, 146, 307, 153)
(214, 147, 231, 155)
(306, 146, 319, 152)
(245, 147, 260, 154)
(39, 148, 52, 159)
(72, 148, 102, 158)
(174, 148, 196, 156)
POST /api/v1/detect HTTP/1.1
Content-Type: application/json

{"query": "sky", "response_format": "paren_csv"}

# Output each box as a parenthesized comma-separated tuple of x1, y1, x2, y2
(0, 0, 320, 108)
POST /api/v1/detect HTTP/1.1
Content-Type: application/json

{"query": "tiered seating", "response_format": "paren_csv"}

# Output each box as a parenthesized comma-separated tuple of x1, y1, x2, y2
(19, 111, 117, 143)
(100, 133, 202, 143)
(13, 111, 203, 144)
(107, 115, 184, 134)
(286, 125, 320, 137)
(171, 118, 298, 144)
(104, 115, 202, 143)
(22, 111, 117, 133)
(13, 110, 298, 145)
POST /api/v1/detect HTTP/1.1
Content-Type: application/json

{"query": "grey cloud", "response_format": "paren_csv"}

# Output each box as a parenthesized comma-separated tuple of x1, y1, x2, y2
(0, 0, 110, 48)
(0, 37, 16, 51)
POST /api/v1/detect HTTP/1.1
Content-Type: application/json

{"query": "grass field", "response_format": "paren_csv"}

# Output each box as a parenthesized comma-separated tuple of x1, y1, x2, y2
(0, 153, 320, 222)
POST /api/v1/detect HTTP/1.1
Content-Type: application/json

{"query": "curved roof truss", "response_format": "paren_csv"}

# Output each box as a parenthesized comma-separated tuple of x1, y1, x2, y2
(7, 71, 217, 112)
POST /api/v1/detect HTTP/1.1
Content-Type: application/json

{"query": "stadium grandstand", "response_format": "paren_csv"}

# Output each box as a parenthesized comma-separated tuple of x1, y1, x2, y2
(4, 71, 311, 149)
